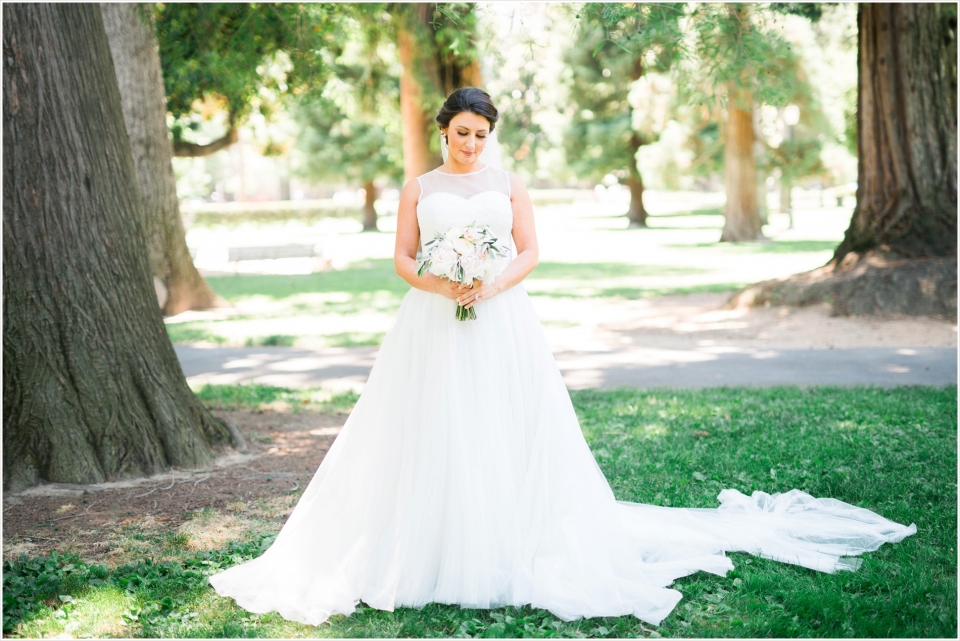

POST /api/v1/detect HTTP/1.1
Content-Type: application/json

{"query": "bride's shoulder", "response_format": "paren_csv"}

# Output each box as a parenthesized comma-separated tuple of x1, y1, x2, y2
(505, 170, 528, 198)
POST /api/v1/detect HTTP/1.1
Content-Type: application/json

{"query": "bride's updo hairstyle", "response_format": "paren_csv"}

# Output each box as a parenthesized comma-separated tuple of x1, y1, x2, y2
(436, 87, 499, 136)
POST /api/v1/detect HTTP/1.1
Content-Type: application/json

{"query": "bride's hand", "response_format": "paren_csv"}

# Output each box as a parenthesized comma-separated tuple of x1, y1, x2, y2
(433, 278, 470, 301)
(456, 281, 500, 309)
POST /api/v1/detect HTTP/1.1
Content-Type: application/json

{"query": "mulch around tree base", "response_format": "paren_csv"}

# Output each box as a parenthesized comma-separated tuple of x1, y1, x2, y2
(1, 409, 345, 564)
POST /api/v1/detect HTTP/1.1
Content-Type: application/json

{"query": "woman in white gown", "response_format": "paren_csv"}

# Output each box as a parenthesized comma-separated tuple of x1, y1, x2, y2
(209, 88, 915, 627)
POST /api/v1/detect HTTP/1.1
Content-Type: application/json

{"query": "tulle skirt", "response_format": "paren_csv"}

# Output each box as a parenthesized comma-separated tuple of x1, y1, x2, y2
(209, 285, 916, 626)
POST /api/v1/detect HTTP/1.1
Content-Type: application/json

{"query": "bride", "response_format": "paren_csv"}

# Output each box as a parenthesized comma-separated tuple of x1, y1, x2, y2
(209, 87, 916, 627)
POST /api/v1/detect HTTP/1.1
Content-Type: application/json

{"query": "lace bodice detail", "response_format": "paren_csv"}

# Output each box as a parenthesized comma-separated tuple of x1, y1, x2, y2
(416, 165, 514, 254)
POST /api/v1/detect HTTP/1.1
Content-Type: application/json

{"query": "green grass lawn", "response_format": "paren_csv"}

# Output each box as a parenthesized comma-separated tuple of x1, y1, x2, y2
(165, 200, 849, 348)
(5, 385, 955, 638)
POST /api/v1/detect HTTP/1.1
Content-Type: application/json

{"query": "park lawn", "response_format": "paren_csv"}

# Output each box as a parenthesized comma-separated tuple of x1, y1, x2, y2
(164, 203, 844, 348)
(4, 385, 955, 638)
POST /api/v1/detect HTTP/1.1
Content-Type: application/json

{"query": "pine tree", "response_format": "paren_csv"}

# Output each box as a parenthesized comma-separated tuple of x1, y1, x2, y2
(293, 11, 404, 231)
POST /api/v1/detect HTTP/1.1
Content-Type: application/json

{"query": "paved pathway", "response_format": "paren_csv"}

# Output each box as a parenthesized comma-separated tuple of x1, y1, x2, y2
(175, 343, 957, 391)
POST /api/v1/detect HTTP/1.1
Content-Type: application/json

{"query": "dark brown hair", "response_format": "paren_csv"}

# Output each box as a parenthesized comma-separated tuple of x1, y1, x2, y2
(436, 87, 499, 133)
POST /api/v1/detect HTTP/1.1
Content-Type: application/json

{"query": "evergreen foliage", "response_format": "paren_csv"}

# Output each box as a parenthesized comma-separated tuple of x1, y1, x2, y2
(292, 10, 403, 190)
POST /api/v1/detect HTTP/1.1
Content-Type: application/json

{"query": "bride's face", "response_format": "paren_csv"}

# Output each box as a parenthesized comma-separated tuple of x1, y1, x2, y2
(442, 111, 490, 166)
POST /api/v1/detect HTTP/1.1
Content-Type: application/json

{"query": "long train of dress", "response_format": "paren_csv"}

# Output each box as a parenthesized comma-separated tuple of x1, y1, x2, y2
(209, 165, 915, 626)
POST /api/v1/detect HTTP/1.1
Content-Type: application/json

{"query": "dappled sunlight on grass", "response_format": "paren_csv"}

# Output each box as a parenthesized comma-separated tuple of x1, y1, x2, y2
(3, 386, 954, 638)
(18, 585, 134, 639)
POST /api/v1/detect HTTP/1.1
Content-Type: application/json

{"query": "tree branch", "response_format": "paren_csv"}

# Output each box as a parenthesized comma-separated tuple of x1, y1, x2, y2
(173, 125, 238, 157)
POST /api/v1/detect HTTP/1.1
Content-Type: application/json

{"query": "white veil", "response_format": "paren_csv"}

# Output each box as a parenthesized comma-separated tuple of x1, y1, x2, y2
(441, 129, 504, 170)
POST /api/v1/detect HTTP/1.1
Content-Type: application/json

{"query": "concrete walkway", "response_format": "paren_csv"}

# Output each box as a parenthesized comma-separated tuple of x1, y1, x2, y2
(175, 343, 957, 391)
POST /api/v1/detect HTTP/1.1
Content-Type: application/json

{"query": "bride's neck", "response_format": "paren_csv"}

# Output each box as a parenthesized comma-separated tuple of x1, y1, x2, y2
(439, 160, 486, 175)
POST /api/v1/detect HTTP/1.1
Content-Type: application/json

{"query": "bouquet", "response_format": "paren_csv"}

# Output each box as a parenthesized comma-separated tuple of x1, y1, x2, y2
(417, 222, 510, 321)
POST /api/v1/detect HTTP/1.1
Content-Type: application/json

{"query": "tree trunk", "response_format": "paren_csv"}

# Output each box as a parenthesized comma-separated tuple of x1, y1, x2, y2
(832, 4, 957, 264)
(626, 55, 648, 228)
(397, 8, 436, 181)
(720, 86, 764, 242)
(778, 179, 790, 213)
(626, 137, 648, 228)
(3, 4, 233, 492)
(100, 3, 219, 316)
(362, 179, 378, 232)
(395, 3, 481, 182)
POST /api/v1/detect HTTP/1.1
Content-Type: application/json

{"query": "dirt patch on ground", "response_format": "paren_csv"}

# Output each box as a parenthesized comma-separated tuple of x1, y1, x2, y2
(2, 409, 344, 565)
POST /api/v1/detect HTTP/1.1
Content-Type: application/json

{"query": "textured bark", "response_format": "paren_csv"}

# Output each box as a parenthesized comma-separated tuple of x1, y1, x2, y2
(832, 4, 957, 264)
(3, 4, 231, 492)
(101, 4, 218, 315)
(362, 179, 378, 232)
(720, 86, 763, 242)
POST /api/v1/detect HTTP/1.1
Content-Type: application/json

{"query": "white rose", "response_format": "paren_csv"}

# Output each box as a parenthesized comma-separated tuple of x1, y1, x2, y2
(453, 237, 475, 256)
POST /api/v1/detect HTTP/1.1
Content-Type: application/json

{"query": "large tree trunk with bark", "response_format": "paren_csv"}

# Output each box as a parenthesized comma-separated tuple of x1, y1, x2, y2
(720, 85, 764, 242)
(833, 4, 957, 263)
(3, 4, 235, 492)
(101, 3, 219, 316)
(728, 4, 958, 318)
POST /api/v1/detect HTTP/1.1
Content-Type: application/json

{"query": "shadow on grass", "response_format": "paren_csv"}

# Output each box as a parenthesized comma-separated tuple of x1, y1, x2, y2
(5, 386, 955, 638)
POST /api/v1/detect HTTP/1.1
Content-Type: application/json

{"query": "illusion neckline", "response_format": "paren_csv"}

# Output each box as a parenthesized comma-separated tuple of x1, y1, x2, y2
(433, 164, 489, 176)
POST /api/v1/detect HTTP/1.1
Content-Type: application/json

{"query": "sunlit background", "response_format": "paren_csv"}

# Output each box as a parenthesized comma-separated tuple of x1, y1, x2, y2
(163, 3, 860, 357)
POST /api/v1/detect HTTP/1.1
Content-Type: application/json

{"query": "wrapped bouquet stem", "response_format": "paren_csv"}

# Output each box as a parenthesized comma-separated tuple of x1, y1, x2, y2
(417, 222, 509, 321)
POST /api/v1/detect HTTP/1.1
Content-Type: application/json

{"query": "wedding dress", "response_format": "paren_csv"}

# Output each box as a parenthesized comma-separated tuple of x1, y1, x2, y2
(209, 163, 916, 627)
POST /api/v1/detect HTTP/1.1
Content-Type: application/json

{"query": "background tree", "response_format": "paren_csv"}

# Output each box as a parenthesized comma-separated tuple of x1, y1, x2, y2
(685, 3, 805, 242)
(154, 3, 341, 157)
(733, 3, 957, 316)
(101, 3, 219, 315)
(833, 3, 957, 264)
(3, 3, 238, 492)
(755, 51, 831, 218)
(570, 3, 683, 227)
(576, 3, 803, 238)
(293, 11, 404, 231)
(392, 2, 482, 181)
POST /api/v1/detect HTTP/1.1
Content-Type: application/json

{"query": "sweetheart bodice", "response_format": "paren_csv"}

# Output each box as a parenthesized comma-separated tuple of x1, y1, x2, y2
(416, 166, 514, 253)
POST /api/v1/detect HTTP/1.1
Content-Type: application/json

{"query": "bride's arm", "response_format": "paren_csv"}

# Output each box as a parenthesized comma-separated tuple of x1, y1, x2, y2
(394, 179, 469, 300)
(459, 172, 539, 309)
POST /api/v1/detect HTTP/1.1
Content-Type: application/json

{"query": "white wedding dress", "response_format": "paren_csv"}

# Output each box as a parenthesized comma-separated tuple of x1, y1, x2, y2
(209, 165, 916, 627)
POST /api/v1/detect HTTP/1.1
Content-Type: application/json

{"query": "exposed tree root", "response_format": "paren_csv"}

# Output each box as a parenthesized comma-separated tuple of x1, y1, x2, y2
(727, 251, 957, 320)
